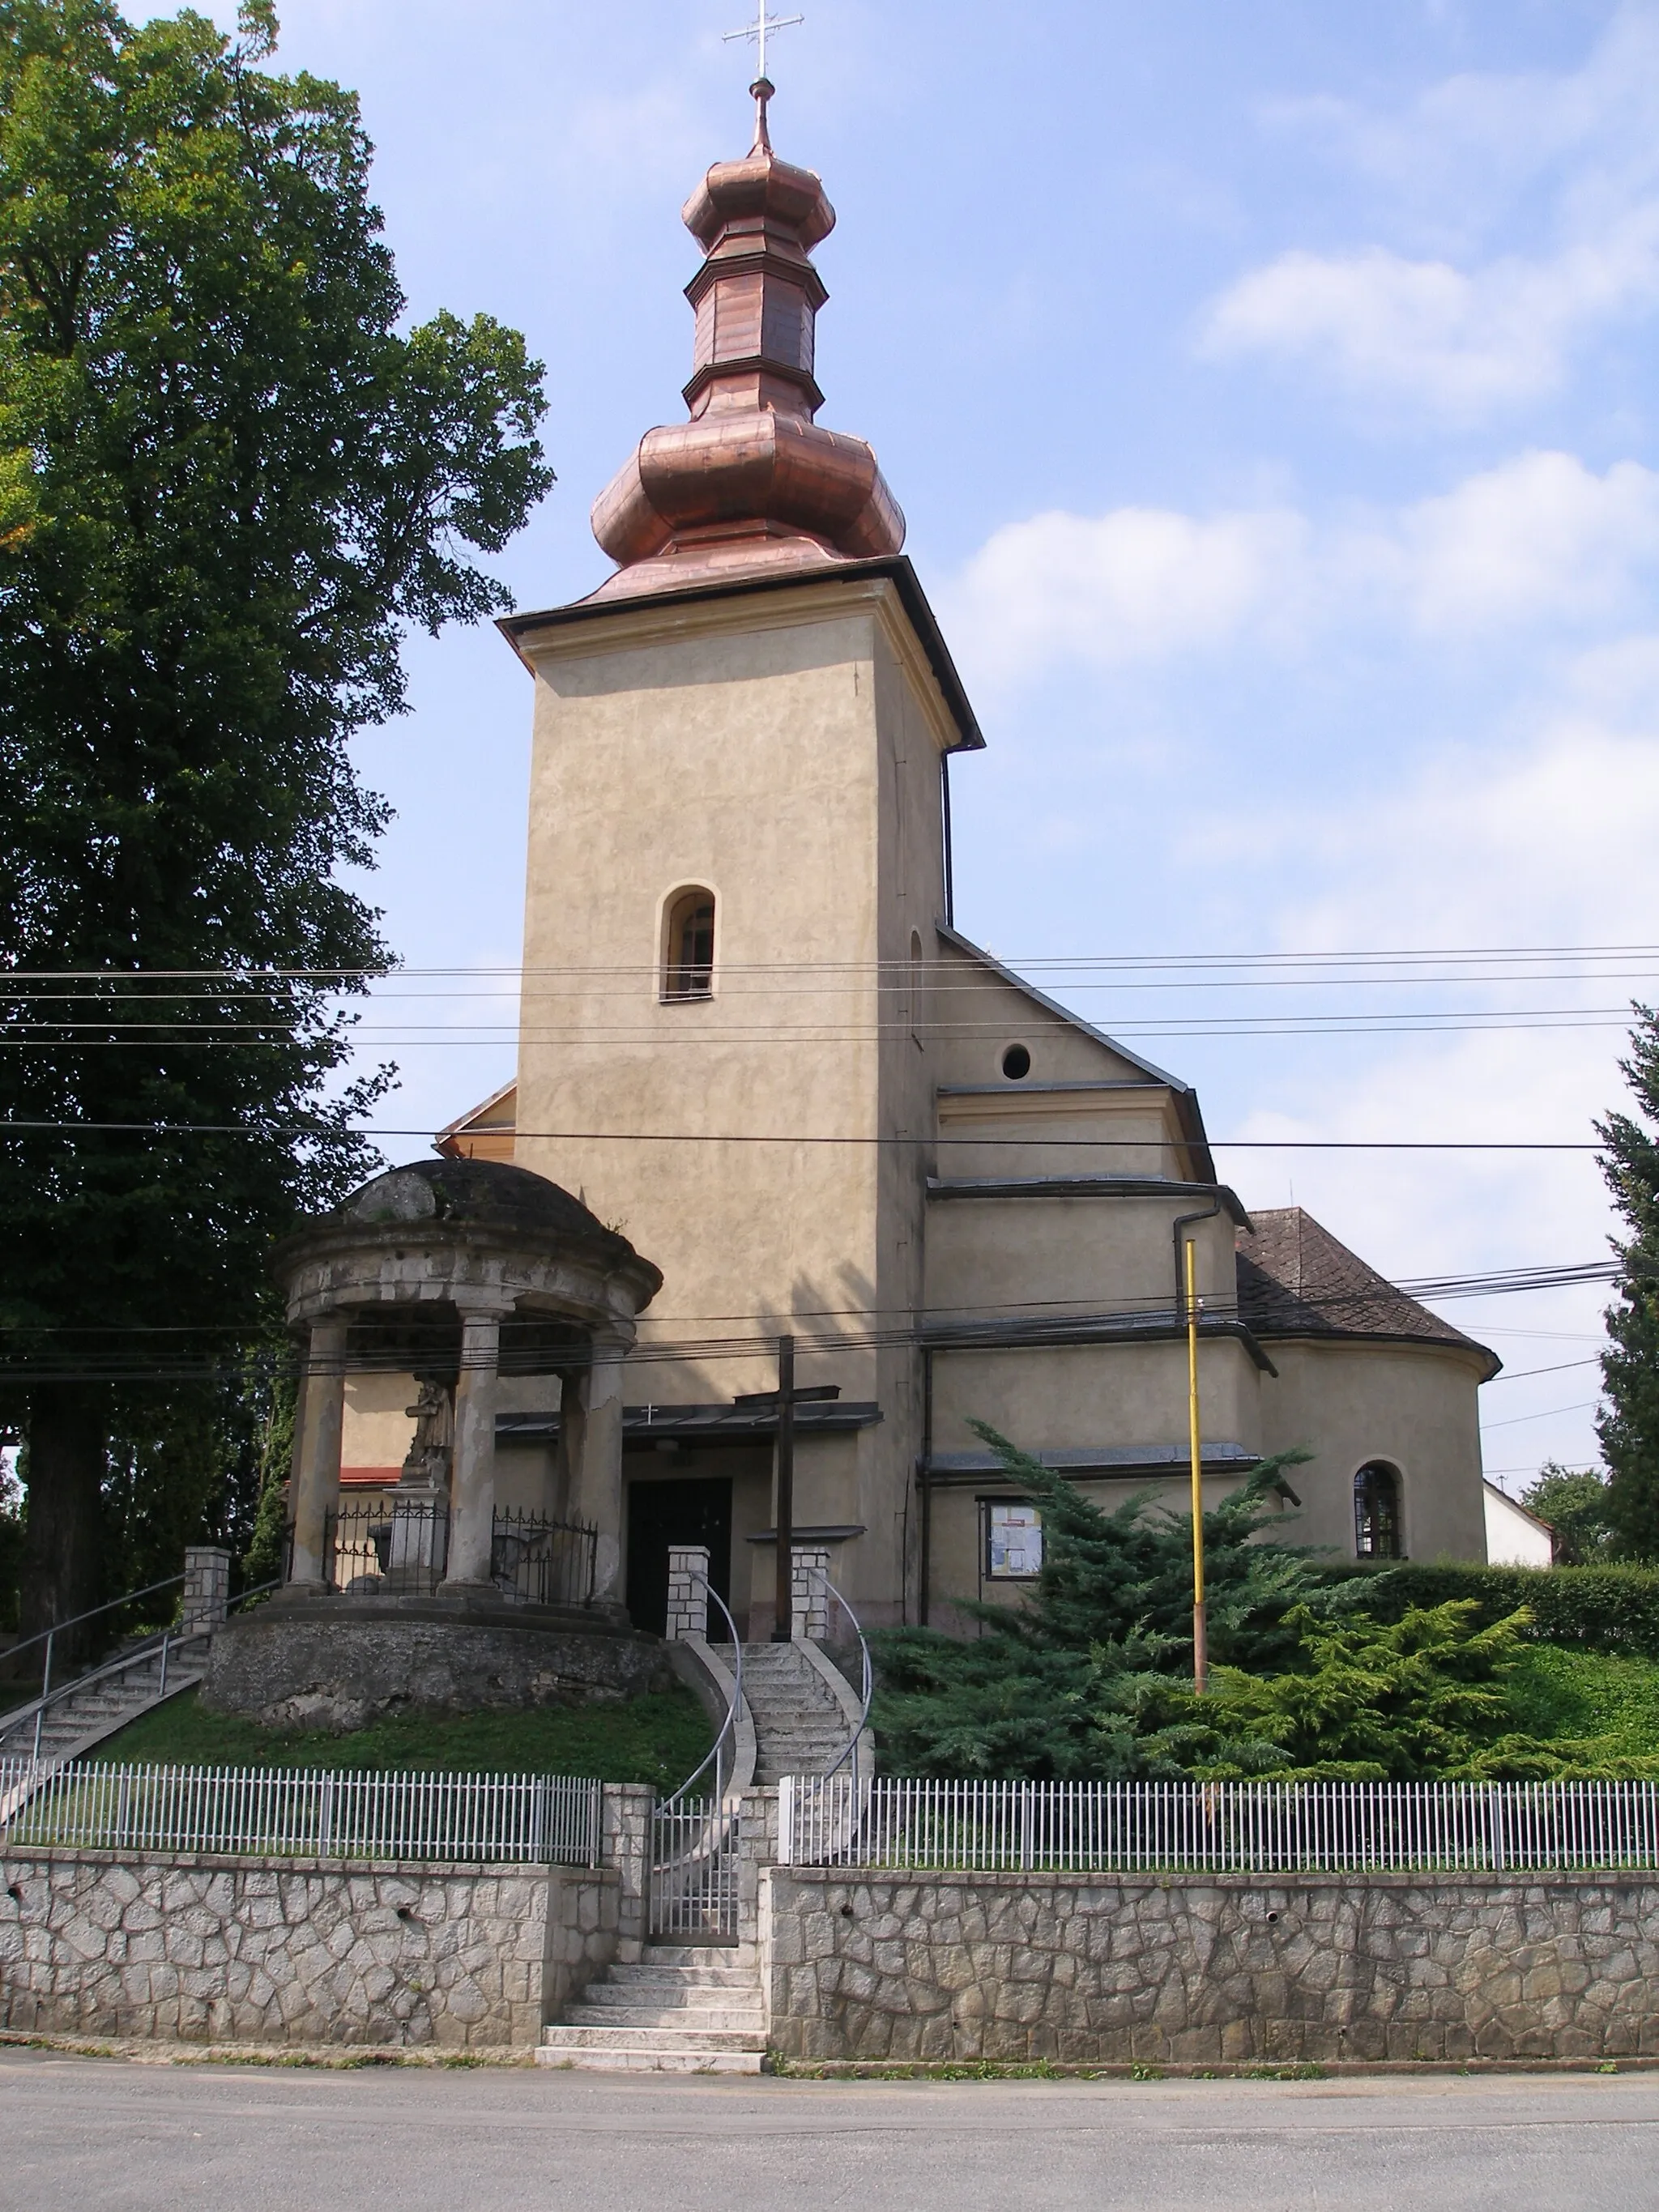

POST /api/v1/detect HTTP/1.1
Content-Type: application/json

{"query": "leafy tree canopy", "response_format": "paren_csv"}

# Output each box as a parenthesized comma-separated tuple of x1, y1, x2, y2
(0, 0, 552, 1634)
(1598, 1005, 1659, 1559)
(1521, 1462, 1614, 1566)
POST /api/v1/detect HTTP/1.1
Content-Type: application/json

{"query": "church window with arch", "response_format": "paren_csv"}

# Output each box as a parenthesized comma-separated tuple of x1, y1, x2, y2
(1354, 1461, 1402, 1559)
(662, 887, 716, 1001)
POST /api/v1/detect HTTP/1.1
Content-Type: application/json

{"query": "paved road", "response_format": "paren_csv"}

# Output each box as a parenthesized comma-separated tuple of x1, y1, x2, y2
(2, 2051, 1656, 2212)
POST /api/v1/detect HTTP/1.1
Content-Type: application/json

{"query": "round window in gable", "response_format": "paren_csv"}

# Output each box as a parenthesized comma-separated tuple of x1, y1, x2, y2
(1001, 1043, 1032, 1080)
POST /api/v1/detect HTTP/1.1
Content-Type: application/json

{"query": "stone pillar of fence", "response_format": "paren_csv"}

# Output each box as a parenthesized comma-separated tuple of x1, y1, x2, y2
(664, 1545, 710, 1640)
(181, 1546, 231, 1634)
(735, 1785, 780, 1955)
(601, 1783, 654, 1961)
(791, 1545, 830, 1641)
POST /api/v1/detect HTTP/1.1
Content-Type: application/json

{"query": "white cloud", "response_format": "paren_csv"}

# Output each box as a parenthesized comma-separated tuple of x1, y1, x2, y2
(949, 453, 1659, 681)
(1376, 451, 1659, 633)
(1210, 710, 1659, 1483)
(1206, 8, 1659, 418)
(945, 505, 1310, 680)
(1202, 219, 1659, 417)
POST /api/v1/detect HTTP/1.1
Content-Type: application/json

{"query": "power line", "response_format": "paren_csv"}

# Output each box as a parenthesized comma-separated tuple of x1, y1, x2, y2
(1483, 1357, 1601, 1384)
(1482, 1400, 1600, 1431)
(0, 1120, 1610, 1149)
(3, 1014, 1642, 1043)
(0, 1259, 1613, 1387)
(6, 942, 1658, 979)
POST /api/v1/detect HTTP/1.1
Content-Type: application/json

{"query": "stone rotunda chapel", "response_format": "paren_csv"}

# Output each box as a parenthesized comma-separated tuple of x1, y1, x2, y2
(270, 75, 1500, 1664)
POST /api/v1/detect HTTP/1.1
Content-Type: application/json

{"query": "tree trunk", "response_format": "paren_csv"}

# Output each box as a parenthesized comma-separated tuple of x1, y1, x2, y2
(17, 1384, 109, 1665)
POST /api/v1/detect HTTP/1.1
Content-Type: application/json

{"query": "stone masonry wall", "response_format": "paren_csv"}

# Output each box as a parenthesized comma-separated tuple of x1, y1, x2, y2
(0, 1850, 615, 2049)
(763, 1868, 1659, 2065)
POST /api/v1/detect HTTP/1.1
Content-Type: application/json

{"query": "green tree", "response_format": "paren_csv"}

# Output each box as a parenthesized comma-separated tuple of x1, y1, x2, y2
(0, 1, 552, 1641)
(1520, 1462, 1614, 1566)
(874, 1427, 1326, 1779)
(876, 1430, 1648, 1783)
(1597, 1006, 1659, 1558)
(1142, 1600, 1645, 1783)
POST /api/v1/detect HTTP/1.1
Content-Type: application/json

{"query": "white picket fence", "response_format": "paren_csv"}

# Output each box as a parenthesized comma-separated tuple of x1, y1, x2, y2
(0, 1757, 602, 1866)
(782, 1774, 1659, 1875)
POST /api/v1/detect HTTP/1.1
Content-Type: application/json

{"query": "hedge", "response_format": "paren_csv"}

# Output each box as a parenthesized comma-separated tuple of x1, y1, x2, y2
(1316, 1562, 1659, 1657)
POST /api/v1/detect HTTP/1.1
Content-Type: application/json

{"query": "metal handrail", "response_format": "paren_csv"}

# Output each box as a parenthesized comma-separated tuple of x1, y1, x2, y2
(661, 1571, 745, 1811)
(809, 1566, 874, 1787)
(12, 1578, 281, 1765)
(4, 1570, 189, 1685)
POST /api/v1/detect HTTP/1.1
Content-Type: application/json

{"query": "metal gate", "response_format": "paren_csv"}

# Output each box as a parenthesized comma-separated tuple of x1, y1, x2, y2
(650, 1796, 740, 1942)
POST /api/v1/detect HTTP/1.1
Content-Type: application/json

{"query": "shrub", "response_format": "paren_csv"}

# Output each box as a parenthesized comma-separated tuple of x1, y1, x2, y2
(1316, 1561, 1659, 1656)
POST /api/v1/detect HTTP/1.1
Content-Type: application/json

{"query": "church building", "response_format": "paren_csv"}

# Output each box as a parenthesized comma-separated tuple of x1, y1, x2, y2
(335, 78, 1499, 1634)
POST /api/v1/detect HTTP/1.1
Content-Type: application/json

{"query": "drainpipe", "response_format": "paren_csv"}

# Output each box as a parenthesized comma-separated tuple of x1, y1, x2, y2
(940, 758, 955, 929)
(917, 1346, 935, 1628)
(1171, 1193, 1225, 1323)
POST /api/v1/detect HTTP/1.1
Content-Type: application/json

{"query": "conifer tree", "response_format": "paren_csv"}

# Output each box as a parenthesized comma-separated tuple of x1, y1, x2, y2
(1597, 1007, 1659, 1558)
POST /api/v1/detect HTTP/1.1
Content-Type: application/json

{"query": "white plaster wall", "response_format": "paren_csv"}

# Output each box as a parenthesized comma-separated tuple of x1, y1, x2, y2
(932, 1337, 1265, 1459)
(924, 1190, 1237, 1317)
(512, 579, 956, 1617)
(340, 1372, 416, 1471)
(1256, 1339, 1489, 1562)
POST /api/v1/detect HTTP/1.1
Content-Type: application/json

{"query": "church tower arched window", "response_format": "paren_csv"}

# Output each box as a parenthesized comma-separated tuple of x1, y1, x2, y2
(1354, 1462, 1402, 1559)
(662, 887, 716, 1001)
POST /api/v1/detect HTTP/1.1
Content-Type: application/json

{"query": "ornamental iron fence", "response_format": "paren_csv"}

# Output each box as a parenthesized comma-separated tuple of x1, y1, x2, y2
(781, 1775, 1659, 1876)
(304, 1503, 598, 1606)
(0, 1757, 602, 1865)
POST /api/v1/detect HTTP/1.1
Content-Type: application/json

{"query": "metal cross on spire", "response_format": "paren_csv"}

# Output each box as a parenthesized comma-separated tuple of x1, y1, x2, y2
(724, 0, 804, 144)
(723, 2, 804, 85)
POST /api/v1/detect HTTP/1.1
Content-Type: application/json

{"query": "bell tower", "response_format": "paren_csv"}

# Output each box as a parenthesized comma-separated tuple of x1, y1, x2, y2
(500, 83, 982, 1628)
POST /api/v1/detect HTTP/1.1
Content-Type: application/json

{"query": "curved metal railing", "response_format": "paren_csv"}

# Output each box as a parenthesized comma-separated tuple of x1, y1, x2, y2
(650, 1572, 748, 1941)
(809, 1566, 875, 1788)
(660, 1571, 746, 1811)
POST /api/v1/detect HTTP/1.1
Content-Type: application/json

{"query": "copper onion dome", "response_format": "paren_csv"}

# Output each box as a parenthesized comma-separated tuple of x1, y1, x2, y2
(586, 80, 906, 602)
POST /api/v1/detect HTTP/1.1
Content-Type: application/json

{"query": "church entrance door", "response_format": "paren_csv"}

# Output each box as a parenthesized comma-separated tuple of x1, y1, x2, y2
(625, 1477, 733, 1638)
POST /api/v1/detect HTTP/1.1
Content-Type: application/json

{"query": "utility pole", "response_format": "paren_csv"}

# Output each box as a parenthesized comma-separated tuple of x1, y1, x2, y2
(1185, 1235, 1208, 1695)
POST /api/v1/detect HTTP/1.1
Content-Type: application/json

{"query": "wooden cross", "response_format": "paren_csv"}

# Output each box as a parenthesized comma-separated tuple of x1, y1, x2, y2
(734, 1340, 838, 1640)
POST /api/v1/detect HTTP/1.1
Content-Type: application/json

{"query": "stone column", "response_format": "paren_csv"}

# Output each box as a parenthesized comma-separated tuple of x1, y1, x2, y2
(181, 1546, 231, 1634)
(441, 1305, 504, 1592)
(665, 1545, 710, 1639)
(285, 1314, 348, 1593)
(791, 1545, 830, 1641)
(566, 1328, 630, 1607)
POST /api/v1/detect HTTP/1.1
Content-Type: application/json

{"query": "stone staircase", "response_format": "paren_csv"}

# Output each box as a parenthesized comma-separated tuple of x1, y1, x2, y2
(740, 1639, 859, 1784)
(536, 1631, 872, 2072)
(0, 1635, 209, 1768)
(537, 1946, 767, 2073)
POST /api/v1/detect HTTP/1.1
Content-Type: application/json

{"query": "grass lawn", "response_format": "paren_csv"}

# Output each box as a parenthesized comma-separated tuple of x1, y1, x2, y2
(1508, 1644, 1659, 1761)
(93, 1684, 713, 1788)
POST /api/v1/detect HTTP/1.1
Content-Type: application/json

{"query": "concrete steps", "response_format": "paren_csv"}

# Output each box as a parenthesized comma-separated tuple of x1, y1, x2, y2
(0, 1638, 208, 1767)
(740, 1643, 856, 1785)
(538, 1946, 767, 2075)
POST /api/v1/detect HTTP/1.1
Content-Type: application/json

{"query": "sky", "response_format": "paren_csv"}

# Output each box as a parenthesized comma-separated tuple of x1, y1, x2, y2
(198, 0, 1659, 1501)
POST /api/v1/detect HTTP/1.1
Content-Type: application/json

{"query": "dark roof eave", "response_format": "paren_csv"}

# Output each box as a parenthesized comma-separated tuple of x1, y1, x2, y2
(497, 553, 985, 752)
(928, 1174, 1250, 1226)
(923, 1315, 1279, 1375)
(1247, 1324, 1502, 1382)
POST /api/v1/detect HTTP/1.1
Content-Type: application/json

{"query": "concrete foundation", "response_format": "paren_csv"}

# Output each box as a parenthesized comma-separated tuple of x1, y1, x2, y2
(202, 1602, 671, 1733)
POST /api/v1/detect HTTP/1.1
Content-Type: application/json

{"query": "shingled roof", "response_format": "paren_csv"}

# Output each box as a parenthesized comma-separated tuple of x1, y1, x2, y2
(1235, 1207, 1499, 1376)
